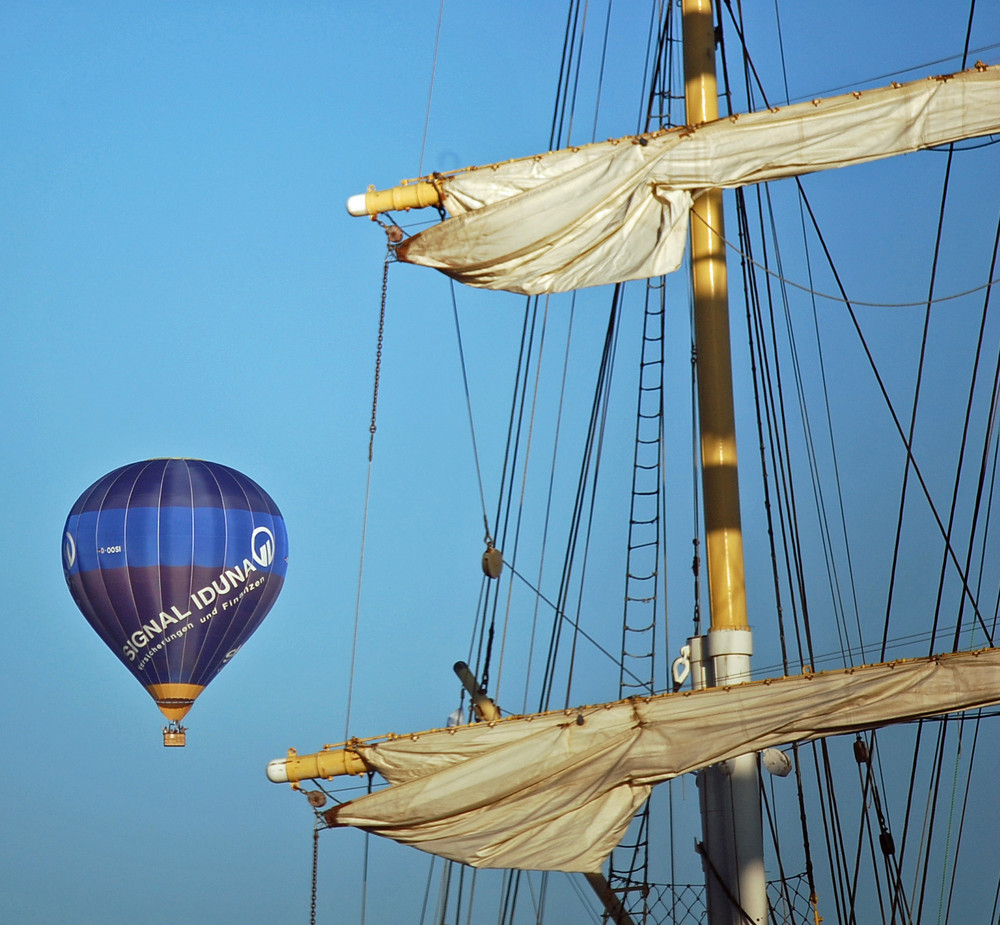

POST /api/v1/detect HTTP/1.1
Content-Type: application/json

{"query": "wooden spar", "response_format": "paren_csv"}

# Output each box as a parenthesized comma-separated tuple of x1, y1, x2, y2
(584, 873, 640, 925)
(266, 747, 368, 783)
(682, 1, 766, 923)
(453, 660, 501, 722)
(346, 181, 441, 217)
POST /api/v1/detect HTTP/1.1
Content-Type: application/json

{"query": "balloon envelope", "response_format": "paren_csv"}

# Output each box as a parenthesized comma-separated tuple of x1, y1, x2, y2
(62, 459, 289, 722)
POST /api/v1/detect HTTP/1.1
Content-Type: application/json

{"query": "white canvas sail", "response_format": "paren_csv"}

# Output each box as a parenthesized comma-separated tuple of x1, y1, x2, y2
(319, 648, 1000, 872)
(395, 66, 1000, 294)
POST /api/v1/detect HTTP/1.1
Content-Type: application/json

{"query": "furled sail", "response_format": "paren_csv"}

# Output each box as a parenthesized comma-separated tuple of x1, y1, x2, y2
(318, 648, 1000, 872)
(394, 66, 1000, 294)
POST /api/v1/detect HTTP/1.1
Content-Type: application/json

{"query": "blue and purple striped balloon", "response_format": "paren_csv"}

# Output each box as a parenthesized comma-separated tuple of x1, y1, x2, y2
(63, 459, 288, 726)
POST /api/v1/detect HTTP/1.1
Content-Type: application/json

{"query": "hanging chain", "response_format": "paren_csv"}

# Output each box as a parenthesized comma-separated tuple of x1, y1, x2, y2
(368, 253, 391, 462)
(310, 824, 320, 925)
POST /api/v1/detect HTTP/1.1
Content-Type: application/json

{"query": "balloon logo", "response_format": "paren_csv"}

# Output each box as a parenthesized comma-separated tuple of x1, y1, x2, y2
(62, 459, 289, 744)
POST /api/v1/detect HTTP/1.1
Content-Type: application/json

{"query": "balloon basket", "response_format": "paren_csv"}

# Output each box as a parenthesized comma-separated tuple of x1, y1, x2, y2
(163, 722, 187, 747)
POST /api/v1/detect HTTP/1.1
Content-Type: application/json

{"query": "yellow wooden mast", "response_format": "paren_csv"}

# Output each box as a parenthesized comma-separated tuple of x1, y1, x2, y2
(683, 0, 748, 636)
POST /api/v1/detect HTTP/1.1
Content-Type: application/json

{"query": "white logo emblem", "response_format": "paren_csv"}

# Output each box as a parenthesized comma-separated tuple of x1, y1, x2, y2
(251, 526, 276, 567)
(64, 532, 77, 569)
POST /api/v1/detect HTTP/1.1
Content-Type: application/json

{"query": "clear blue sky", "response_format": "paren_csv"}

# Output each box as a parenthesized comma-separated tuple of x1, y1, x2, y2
(3, 2, 998, 922)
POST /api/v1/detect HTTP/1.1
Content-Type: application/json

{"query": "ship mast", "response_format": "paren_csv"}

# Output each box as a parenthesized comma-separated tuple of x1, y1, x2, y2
(681, 1, 766, 923)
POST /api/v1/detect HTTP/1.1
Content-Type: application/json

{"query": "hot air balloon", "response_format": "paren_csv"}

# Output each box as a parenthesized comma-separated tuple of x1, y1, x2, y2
(62, 458, 288, 745)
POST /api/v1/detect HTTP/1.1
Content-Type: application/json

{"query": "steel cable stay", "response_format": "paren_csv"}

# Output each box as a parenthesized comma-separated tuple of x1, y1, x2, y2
(738, 177, 843, 922)
(519, 296, 577, 715)
(765, 180, 867, 665)
(901, 204, 1000, 925)
(534, 285, 623, 712)
(958, 212, 1000, 660)
(914, 218, 1000, 925)
(692, 200, 991, 655)
(887, 13, 1000, 920)
(492, 294, 557, 709)
(560, 303, 622, 710)
(464, 296, 535, 729)
(803, 194, 992, 651)
(725, 2, 864, 908)
(741, 160, 941, 919)
(448, 279, 494, 550)
(444, 272, 510, 741)
(936, 220, 1000, 925)
(760, 774, 798, 923)
(738, 3, 952, 916)
(484, 294, 543, 708)
(740, 148, 956, 924)
(745, 3, 1000, 918)
(881, 119, 963, 670)
(737, 183, 826, 918)
(947, 222, 1000, 925)
(738, 183, 820, 668)
(752, 200, 992, 916)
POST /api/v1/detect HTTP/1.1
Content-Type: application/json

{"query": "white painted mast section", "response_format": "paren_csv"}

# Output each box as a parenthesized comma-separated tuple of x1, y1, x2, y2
(681, 1, 766, 923)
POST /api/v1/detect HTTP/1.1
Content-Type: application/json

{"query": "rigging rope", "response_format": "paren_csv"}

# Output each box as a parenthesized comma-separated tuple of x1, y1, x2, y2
(776, 4, 996, 919)
(537, 286, 623, 711)
(881, 131, 957, 664)
(447, 280, 494, 546)
(476, 296, 541, 705)
(722, 2, 1000, 923)
(907, 154, 1000, 925)
(521, 298, 575, 713)
(736, 139, 830, 925)
(504, 546, 649, 688)
(772, 189, 990, 644)
(417, 0, 445, 177)
(492, 295, 553, 701)
(885, 16, 1000, 920)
